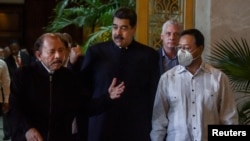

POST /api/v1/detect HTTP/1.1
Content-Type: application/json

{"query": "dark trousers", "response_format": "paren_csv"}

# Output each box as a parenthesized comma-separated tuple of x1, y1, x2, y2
(0, 103, 11, 138)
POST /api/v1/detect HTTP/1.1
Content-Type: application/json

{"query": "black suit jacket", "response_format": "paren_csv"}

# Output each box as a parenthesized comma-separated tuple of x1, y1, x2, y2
(158, 48, 165, 75)
(4, 51, 33, 77)
(9, 61, 85, 141)
(158, 48, 179, 75)
(80, 40, 160, 141)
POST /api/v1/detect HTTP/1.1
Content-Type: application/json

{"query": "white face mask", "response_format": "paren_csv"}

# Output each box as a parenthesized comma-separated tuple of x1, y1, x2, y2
(177, 47, 201, 67)
(177, 49, 193, 66)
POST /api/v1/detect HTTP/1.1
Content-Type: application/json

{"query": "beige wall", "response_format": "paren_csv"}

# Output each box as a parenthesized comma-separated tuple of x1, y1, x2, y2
(195, 0, 250, 59)
(195, 0, 250, 103)
(211, 0, 250, 41)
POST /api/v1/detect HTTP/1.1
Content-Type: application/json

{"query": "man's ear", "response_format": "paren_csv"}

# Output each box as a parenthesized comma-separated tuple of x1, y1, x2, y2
(35, 51, 41, 61)
(200, 45, 204, 52)
(160, 34, 164, 40)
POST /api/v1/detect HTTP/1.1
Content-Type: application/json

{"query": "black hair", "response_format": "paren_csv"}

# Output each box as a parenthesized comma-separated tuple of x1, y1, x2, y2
(113, 7, 137, 27)
(180, 29, 204, 47)
(9, 39, 19, 45)
(33, 33, 68, 53)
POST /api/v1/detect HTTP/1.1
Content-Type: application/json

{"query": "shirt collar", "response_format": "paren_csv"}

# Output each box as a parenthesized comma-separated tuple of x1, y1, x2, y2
(200, 62, 212, 73)
(176, 61, 210, 74)
(40, 61, 54, 74)
(161, 48, 178, 60)
(119, 46, 128, 50)
(161, 48, 166, 57)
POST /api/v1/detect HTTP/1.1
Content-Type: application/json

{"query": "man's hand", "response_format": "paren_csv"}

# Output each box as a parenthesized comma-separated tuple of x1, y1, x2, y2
(25, 128, 43, 141)
(108, 78, 125, 99)
(69, 45, 83, 64)
(2, 103, 9, 113)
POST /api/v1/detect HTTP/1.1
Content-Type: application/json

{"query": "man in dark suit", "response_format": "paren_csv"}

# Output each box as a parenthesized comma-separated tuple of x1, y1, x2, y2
(2, 41, 35, 141)
(3, 41, 33, 140)
(76, 7, 160, 141)
(8, 33, 125, 141)
(4, 40, 33, 77)
(158, 19, 183, 75)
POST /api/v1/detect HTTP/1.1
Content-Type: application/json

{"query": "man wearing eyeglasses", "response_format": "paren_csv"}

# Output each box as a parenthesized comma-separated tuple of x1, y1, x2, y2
(150, 29, 238, 141)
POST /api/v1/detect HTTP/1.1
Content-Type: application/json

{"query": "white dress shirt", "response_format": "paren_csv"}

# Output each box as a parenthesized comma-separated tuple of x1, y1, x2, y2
(150, 63, 238, 141)
(0, 59, 10, 103)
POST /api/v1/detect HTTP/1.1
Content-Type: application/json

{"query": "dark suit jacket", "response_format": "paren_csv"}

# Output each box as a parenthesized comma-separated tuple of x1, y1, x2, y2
(158, 48, 165, 75)
(158, 48, 179, 75)
(9, 61, 85, 141)
(4, 51, 33, 77)
(80, 40, 160, 141)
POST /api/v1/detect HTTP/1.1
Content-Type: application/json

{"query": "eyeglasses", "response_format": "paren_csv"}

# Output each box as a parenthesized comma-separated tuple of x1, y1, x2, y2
(175, 45, 192, 52)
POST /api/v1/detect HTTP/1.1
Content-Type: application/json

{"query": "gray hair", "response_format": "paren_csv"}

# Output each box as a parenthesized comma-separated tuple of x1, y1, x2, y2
(161, 19, 183, 34)
(34, 33, 68, 52)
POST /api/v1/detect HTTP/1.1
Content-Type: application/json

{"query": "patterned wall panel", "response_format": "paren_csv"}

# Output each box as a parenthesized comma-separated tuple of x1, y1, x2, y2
(149, 0, 184, 49)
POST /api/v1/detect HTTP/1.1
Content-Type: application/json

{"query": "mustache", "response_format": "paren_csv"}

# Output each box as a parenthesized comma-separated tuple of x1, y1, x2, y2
(52, 60, 63, 64)
(114, 35, 124, 40)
